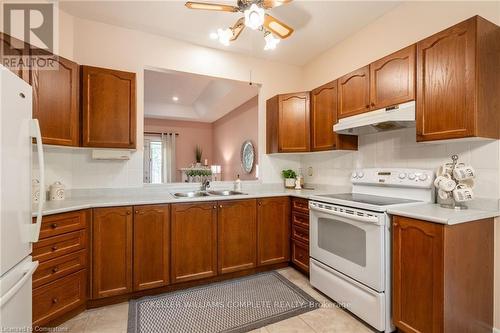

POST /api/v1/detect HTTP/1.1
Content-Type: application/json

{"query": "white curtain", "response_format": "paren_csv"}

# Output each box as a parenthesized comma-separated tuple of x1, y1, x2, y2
(161, 133, 176, 183)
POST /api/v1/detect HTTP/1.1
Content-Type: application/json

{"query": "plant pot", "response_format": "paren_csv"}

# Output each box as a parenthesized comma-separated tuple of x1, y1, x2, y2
(284, 178, 296, 189)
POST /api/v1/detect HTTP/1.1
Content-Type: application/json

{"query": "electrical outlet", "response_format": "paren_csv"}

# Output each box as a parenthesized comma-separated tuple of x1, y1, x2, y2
(307, 167, 313, 177)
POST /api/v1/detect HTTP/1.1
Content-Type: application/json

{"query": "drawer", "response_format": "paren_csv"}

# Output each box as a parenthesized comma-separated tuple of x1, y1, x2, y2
(33, 230, 87, 263)
(36, 210, 89, 240)
(292, 212, 309, 229)
(291, 198, 309, 215)
(292, 224, 309, 244)
(33, 269, 86, 327)
(291, 240, 309, 273)
(33, 250, 87, 289)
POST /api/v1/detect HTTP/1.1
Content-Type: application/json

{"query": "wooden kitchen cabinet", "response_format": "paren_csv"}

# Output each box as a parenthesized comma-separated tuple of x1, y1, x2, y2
(171, 202, 218, 283)
(31, 52, 80, 146)
(416, 16, 500, 141)
(369, 44, 415, 110)
(266, 92, 310, 153)
(338, 66, 370, 118)
(91, 207, 133, 299)
(392, 216, 494, 333)
(310, 80, 357, 151)
(81, 65, 136, 148)
(217, 199, 257, 274)
(257, 197, 290, 266)
(133, 205, 170, 291)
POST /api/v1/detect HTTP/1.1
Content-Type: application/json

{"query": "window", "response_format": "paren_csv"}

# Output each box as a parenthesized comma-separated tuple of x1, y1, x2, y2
(144, 135, 162, 184)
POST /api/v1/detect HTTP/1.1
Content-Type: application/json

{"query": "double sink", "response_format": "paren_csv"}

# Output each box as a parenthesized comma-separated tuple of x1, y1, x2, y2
(172, 190, 246, 198)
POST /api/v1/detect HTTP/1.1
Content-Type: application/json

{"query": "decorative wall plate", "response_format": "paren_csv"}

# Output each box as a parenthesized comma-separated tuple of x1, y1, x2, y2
(241, 140, 255, 174)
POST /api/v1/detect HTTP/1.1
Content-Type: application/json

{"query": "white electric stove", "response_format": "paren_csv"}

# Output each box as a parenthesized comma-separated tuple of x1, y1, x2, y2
(309, 168, 435, 333)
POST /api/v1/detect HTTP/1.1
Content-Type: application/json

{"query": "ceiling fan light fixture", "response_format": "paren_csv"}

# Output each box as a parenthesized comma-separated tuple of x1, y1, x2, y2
(264, 32, 280, 50)
(217, 27, 233, 46)
(244, 4, 265, 30)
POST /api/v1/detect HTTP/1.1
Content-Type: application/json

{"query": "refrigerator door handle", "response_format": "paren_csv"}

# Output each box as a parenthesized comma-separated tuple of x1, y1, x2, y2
(0, 261, 38, 308)
(30, 119, 44, 242)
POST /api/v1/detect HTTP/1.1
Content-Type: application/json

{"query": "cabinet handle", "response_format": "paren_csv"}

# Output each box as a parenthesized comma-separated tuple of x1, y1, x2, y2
(52, 267, 59, 274)
(219, 205, 223, 208)
(371, 102, 375, 107)
(127, 211, 131, 215)
(213, 205, 217, 209)
(52, 298, 59, 304)
(51, 223, 58, 229)
(393, 222, 399, 227)
(51, 246, 58, 251)
(135, 210, 139, 214)
(365, 104, 370, 109)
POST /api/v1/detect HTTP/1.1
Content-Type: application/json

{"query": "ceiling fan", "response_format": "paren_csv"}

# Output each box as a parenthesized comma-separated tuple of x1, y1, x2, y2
(185, 0, 294, 50)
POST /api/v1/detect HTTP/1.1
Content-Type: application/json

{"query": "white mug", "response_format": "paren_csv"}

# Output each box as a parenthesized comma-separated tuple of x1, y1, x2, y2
(453, 164, 475, 181)
(453, 183, 474, 202)
(438, 189, 451, 200)
(437, 163, 454, 176)
(434, 174, 456, 192)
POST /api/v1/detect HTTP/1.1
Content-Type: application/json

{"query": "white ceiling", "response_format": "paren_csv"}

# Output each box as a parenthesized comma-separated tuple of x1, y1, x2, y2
(60, 1, 400, 66)
(144, 69, 259, 122)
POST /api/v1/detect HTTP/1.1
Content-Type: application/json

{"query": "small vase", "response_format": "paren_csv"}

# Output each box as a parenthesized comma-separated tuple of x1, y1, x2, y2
(284, 178, 296, 189)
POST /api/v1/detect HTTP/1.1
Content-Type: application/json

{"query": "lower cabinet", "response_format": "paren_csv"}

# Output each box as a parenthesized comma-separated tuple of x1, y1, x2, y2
(133, 205, 170, 291)
(171, 202, 218, 283)
(217, 199, 257, 274)
(392, 216, 494, 333)
(92, 207, 133, 299)
(257, 197, 290, 266)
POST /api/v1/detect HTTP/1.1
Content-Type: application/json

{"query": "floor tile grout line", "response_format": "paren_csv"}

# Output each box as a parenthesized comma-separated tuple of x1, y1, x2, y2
(298, 315, 319, 333)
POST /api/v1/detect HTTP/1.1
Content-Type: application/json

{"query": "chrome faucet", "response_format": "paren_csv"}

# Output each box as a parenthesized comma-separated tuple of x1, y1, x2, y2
(201, 179, 211, 191)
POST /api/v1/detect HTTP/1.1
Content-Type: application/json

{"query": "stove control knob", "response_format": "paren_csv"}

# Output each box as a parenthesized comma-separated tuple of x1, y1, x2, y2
(357, 171, 365, 178)
(398, 173, 407, 179)
(408, 173, 416, 180)
(419, 174, 428, 181)
(352, 172, 358, 179)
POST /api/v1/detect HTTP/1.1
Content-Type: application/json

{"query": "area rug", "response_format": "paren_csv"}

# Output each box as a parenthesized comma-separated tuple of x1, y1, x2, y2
(127, 271, 320, 333)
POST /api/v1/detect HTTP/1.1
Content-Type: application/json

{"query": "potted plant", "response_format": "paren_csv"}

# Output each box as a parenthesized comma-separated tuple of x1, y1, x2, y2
(281, 169, 297, 189)
(195, 145, 203, 167)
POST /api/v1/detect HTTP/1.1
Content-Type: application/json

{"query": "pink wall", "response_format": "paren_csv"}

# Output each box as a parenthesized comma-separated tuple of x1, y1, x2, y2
(213, 96, 258, 181)
(144, 118, 213, 182)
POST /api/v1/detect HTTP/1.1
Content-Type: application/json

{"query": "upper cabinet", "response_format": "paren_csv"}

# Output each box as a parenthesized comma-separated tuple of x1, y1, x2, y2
(267, 92, 310, 153)
(31, 53, 80, 146)
(416, 16, 500, 142)
(370, 45, 415, 110)
(338, 66, 370, 118)
(310, 80, 357, 151)
(81, 66, 137, 149)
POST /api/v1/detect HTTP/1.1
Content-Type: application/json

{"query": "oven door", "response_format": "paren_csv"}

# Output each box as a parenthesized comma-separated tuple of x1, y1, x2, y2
(309, 201, 386, 292)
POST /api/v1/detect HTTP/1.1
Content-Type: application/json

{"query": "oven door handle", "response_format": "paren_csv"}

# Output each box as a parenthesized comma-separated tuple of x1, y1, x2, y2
(309, 205, 381, 225)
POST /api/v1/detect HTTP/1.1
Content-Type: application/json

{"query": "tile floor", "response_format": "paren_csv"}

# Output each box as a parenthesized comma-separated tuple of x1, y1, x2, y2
(58, 267, 374, 333)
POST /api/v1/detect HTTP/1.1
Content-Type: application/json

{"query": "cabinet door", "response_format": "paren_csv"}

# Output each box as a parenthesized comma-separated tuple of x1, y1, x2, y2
(311, 81, 337, 151)
(392, 216, 444, 333)
(257, 197, 290, 266)
(171, 202, 217, 283)
(278, 92, 310, 152)
(338, 66, 370, 118)
(31, 54, 79, 146)
(370, 44, 415, 110)
(133, 205, 170, 291)
(81, 66, 136, 148)
(92, 207, 133, 299)
(217, 199, 257, 274)
(0, 33, 29, 82)
(416, 18, 475, 141)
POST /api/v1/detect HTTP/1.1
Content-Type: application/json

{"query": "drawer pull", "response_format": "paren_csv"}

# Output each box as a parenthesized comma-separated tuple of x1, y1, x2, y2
(52, 267, 59, 274)
(51, 246, 58, 252)
(52, 298, 59, 304)
(51, 223, 58, 229)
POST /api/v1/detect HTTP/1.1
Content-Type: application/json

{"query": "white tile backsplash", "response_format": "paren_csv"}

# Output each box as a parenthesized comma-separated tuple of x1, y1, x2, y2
(301, 128, 500, 199)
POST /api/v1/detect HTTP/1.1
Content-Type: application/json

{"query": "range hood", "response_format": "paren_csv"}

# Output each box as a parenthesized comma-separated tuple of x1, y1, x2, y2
(334, 101, 415, 135)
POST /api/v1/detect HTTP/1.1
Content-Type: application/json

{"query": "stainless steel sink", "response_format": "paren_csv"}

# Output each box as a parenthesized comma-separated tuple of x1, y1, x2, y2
(172, 191, 210, 198)
(207, 190, 246, 196)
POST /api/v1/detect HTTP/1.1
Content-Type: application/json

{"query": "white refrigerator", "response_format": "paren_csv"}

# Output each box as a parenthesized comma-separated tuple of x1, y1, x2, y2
(0, 65, 45, 329)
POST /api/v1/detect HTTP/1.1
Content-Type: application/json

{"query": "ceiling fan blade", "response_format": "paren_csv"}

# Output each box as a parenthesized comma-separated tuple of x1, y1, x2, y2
(185, 1, 239, 12)
(262, 0, 292, 9)
(263, 14, 293, 39)
(230, 17, 245, 41)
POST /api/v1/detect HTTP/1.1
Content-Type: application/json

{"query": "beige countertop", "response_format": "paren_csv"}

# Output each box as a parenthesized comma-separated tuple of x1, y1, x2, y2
(387, 200, 500, 225)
